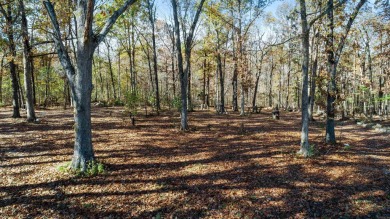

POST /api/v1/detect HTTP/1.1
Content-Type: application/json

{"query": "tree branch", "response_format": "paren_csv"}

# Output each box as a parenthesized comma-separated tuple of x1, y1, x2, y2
(84, 0, 94, 43)
(309, 0, 347, 28)
(94, 0, 138, 47)
(42, 0, 75, 84)
(335, 0, 367, 62)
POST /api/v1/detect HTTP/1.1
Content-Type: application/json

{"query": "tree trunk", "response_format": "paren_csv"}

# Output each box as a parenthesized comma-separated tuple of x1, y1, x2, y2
(20, 0, 36, 122)
(252, 72, 260, 111)
(187, 56, 193, 112)
(298, 0, 311, 157)
(106, 41, 117, 100)
(4, 5, 20, 118)
(309, 37, 319, 121)
(0, 56, 3, 104)
(232, 67, 238, 111)
(268, 58, 274, 107)
(147, 0, 160, 111)
(217, 52, 224, 113)
(70, 52, 95, 171)
(325, 0, 336, 144)
(240, 84, 245, 115)
(172, 0, 188, 130)
(44, 0, 138, 171)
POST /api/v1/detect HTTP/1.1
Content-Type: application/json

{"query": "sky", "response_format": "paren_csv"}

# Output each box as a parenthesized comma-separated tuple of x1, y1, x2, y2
(155, 0, 296, 20)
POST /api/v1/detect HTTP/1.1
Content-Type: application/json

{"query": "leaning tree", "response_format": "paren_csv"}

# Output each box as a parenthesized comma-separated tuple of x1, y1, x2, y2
(43, 0, 138, 171)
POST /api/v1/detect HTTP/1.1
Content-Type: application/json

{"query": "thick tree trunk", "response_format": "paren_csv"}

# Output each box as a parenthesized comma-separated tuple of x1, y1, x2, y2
(70, 51, 95, 171)
(20, 0, 36, 122)
(44, 0, 138, 172)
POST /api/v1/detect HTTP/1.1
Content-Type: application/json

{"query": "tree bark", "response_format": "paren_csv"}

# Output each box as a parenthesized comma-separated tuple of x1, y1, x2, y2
(325, 0, 366, 144)
(147, 0, 160, 111)
(217, 51, 224, 113)
(1, 4, 21, 118)
(43, 0, 137, 171)
(105, 41, 117, 100)
(20, 0, 36, 122)
(325, 0, 337, 144)
(298, 0, 311, 157)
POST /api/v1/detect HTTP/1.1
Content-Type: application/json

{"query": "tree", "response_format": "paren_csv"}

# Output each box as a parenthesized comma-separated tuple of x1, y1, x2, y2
(145, 0, 160, 112)
(297, 0, 311, 157)
(20, 0, 37, 122)
(325, 0, 367, 144)
(0, 1, 21, 118)
(43, 0, 138, 171)
(171, 0, 206, 130)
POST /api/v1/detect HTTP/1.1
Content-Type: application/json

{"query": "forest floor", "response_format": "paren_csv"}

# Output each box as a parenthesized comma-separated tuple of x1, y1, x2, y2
(0, 106, 389, 218)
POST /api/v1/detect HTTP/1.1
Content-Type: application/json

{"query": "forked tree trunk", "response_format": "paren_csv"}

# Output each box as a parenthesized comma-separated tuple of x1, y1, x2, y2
(325, 0, 366, 144)
(44, 0, 138, 171)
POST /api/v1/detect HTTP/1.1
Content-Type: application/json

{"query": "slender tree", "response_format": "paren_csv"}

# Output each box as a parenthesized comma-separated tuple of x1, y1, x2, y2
(0, 2, 20, 118)
(325, 0, 367, 144)
(171, 0, 206, 130)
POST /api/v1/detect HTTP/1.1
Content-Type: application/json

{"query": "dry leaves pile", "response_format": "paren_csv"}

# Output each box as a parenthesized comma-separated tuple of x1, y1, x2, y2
(0, 107, 389, 218)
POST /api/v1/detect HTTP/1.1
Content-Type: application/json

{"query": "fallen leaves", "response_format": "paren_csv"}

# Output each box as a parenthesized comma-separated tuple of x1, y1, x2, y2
(0, 106, 389, 218)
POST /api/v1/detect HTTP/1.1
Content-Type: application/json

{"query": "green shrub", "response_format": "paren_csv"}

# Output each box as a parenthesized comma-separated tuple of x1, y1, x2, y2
(86, 160, 105, 176)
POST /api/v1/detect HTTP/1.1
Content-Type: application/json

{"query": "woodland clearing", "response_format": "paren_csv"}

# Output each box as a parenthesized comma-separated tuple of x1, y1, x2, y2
(0, 106, 389, 218)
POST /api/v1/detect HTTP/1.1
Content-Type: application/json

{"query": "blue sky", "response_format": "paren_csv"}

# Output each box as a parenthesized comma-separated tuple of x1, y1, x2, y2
(155, 0, 296, 20)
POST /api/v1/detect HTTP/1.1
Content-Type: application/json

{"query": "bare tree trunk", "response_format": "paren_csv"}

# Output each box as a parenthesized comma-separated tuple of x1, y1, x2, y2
(187, 56, 193, 112)
(147, 0, 160, 111)
(105, 41, 117, 100)
(309, 32, 319, 121)
(2, 4, 21, 118)
(325, 0, 337, 144)
(268, 57, 274, 107)
(0, 56, 3, 104)
(20, 0, 36, 122)
(298, 0, 311, 157)
(217, 52, 225, 113)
